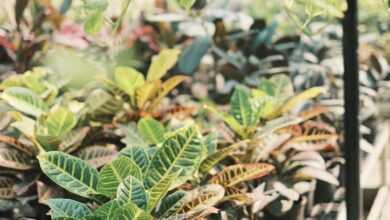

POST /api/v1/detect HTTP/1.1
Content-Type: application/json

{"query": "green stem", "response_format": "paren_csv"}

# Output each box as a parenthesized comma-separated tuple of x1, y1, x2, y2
(112, 0, 132, 36)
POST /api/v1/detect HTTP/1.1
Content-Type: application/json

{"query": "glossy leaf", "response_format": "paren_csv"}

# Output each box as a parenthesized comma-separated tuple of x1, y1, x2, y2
(144, 126, 203, 189)
(120, 146, 150, 173)
(230, 87, 253, 126)
(210, 163, 274, 187)
(199, 140, 249, 174)
(137, 117, 165, 145)
(135, 81, 160, 109)
(117, 176, 148, 210)
(98, 156, 142, 197)
(281, 87, 326, 114)
(146, 170, 180, 211)
(1, 87, 48, 117)
(155, 190, 186, 218)
(91, 200, 121, 220)
(38, 151, 99, 198)
(47, 198, 91, 219)
(35, 107, 77, 150)
(173, 184, 225, 218)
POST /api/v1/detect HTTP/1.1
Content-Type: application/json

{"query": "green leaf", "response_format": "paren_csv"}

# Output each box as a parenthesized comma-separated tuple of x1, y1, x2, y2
(84, 10, 104, 35)
(120, 124, 148, 148)
(177, 0, 196, 10)
(85, 89, 121, 116)
(0, 147, 34, 170)
(147, 49, 180, 81)
(177, 37, 211, 74)
(204, 104, 246, 138)
(155, 190, 186, 218)
(1, 87, 48, 117)
(137, 117, 165, 145)
(47, 198, 91, 219)
(144, 126, 203, 189)
(38, 151, 99, 199)
(117, 202, 153, 220)
(114, 66, 145, 97)
(98, 156, 142, 198)
(36, 107, 77, 136)
(91, 200, 121, 220)
(120, 146, 150, 173)
(35, 107, 77, 150)
(10, 112, 35, 138)
(146, 170, 180, 211)
(117, 176, 148, 210)
(230, 87, 253, 127)
(199, 140, 248, 174)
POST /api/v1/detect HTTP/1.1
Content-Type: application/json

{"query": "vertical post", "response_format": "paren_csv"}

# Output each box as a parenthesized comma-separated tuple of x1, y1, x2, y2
(343, 0, 362, 220)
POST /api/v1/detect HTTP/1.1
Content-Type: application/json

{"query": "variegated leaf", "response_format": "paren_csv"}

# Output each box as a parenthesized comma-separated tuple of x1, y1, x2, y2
(0, 147, 34, 170)
(171, 184, 225, 219)
(47, 198, 91, 219)
(0, 177, 15, 199)
(77, 146, 117, 168)
(117, 176, 148, 210)
(144, 126, 204, 189)
(137, 117, 165, 145)
(209, 163, 274, 187)
(38, 151, 99, 199)
(120, 146, 150, 173)
(98, 156, 142, 198)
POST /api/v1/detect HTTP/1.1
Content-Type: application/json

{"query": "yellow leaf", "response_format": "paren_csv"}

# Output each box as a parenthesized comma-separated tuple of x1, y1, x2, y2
(209, 163, 274, 187)
(281, 87, 326, 114)
(114, 66, 145, 97)
(147, 49, 181, 82)
(135, 81, 161, 110)
(148, 75, 187, 111)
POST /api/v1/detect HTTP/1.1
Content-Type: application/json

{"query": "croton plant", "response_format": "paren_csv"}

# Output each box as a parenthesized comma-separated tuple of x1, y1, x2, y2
(0, 46, 340, 219)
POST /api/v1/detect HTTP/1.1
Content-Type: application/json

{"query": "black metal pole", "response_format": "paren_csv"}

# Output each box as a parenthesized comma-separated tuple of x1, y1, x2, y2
(343, 0, 362, 219)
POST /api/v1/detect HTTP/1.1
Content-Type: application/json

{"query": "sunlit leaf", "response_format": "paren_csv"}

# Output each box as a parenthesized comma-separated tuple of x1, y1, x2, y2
(38, 151, 99, 198)
(177, 0, 196, 10)
(98, 156, 142, 198)
(117, 175, 148, 210)
(230, 87, 253, 127)
(114, 66, 145, 97)
(120, 146, 150, 173)
(172, 184, 225, 219)
(199, 140, 249, 174)
(84, 11, 104, 35)
(1, 87, 48, 117)
(144, 126, 204, 189)
(147, 49, 180, 81)
(137, 117, 165, 145)
(209, 163, 274, 187)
